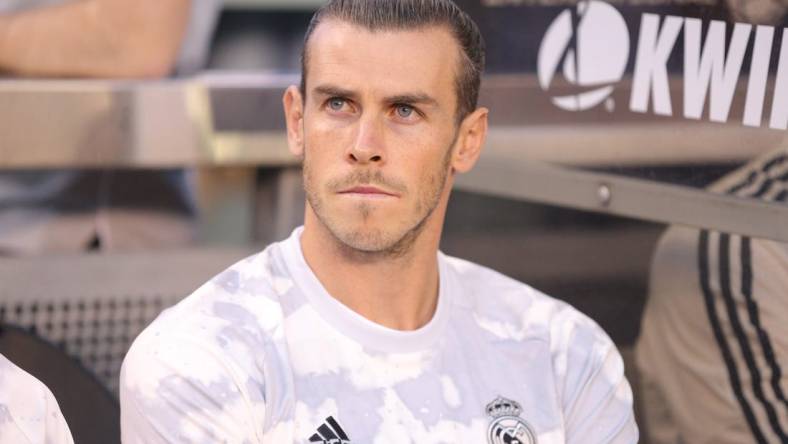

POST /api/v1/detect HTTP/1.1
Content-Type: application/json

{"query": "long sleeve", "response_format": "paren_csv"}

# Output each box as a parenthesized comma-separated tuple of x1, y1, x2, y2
(120, 330, 266, 444)
(552, 309, 639, 444)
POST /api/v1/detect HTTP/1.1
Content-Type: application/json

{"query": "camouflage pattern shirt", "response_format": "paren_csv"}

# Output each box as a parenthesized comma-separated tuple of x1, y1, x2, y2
(0, 353, 73, 444)
(120, 227, 638, 444)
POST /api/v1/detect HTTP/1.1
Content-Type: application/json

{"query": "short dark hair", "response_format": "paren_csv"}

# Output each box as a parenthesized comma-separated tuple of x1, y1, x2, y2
(300, 0, 485, 121)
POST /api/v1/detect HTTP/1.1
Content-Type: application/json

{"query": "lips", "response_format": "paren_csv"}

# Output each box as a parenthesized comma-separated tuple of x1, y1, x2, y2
(338, 186, 399, 197)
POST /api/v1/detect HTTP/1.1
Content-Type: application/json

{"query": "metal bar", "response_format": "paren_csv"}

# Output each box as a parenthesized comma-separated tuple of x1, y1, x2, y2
(1, 76, 786, 240)
(455, 158, 788, 242)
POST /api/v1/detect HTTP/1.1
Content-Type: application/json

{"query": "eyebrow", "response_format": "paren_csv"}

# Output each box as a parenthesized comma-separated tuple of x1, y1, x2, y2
(313, 85, 358, 101)
(312, 84, 439, 108)
(384, 93, 439, 108)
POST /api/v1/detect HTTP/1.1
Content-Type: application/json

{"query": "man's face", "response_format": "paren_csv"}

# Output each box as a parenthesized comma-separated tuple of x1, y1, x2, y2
(297, 21, 463, 254)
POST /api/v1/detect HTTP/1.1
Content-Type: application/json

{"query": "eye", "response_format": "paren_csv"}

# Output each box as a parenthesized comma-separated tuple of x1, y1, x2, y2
(395, 104, 415, 119)
(327, 97, 346, 111)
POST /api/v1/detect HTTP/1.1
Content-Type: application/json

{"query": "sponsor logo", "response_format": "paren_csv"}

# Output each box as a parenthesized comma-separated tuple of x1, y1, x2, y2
(537, 0, 788, 130)
(538, 0, 629, 111)
(309, 416, 351, 444)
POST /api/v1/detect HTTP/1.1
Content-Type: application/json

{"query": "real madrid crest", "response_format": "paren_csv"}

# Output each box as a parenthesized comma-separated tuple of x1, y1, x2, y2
(485, 396, 537, 444)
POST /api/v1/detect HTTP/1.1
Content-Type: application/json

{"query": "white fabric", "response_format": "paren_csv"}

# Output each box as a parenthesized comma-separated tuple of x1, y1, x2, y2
(121, 227, 638, 444)
(0, 353, 73, 444)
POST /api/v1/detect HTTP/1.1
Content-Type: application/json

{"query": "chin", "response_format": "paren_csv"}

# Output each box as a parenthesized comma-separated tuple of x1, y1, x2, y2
(308, 195, 430, 256)
(334, 224, 400, 252)
(332, 215, 431, 258)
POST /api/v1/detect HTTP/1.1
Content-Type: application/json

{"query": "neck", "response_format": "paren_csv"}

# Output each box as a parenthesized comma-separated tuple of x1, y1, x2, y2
(300, 199, 449, 331)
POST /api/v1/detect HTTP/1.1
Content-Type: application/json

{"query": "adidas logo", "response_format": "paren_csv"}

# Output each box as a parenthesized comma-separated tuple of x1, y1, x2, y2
(309, 416, 351, 443)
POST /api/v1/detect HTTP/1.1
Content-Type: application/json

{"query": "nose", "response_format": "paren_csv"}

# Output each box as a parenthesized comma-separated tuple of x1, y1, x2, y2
(347, 115, 385, 165)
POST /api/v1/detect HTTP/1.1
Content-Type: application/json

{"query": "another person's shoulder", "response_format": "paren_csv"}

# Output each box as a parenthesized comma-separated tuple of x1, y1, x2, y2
(0, 353, 74, 444)
(443, 253, 613, 352)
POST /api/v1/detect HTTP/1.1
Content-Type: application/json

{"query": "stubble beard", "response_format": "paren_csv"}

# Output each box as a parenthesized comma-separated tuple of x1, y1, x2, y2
(303, 141, 455, 260)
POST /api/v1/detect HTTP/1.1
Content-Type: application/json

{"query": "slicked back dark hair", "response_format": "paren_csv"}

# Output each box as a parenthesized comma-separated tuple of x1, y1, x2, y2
(300, 0, 485, 122)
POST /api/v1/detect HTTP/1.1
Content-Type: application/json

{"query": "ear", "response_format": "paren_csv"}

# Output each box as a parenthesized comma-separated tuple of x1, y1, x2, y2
(283, 85, 305, 157)
(451, 107, 488, 173)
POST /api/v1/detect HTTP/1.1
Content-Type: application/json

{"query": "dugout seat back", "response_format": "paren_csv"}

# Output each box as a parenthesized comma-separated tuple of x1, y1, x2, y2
(0, 247, 255, 397)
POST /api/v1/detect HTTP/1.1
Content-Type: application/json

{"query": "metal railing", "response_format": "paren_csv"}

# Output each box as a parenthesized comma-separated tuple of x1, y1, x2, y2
(1, 73, 785, 241)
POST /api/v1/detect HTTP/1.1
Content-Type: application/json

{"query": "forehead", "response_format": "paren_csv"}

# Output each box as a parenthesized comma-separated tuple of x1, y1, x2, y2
(305, 20, 459, 104)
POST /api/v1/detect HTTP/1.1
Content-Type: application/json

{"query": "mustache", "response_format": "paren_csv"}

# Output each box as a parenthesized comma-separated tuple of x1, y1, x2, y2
(327, 170, 407, 194)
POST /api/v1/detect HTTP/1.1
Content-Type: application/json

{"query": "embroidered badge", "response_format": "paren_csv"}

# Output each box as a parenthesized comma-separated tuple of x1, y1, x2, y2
(485, 396, 537, 444)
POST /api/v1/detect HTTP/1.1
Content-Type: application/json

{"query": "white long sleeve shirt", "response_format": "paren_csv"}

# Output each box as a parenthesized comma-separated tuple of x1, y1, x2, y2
(0, 353, 73, 444)
(121, 227, 638, 443)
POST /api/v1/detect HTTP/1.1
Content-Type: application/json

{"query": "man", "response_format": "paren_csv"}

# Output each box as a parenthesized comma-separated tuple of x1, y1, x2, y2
(0, 353, 73, 444)
(636, 147, 788, 444)
(0, 0, 220, 255)
(121, 1, 638, 442)
(634, 4, 788, 443)
(0, 1, 218, 443)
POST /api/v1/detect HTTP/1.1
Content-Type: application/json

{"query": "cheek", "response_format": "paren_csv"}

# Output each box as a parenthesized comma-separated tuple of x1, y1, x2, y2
(303, 127, 347, 171)
(402, 145, 451, 190)
(309, 113, 356, 141)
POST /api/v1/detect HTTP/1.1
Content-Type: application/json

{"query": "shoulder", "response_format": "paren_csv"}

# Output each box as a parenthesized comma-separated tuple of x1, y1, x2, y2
(153, 242, 291, 331)
(443, 254, 634, 434)
(443, 254, 612, 351)
(119, 248, 286, 441)
(0, 354, 74, 444)
(120, 242, 295, 388)
(444, 256, 636, 440)
(0, 353, 64, 420)
(0, 352, 50, 404)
